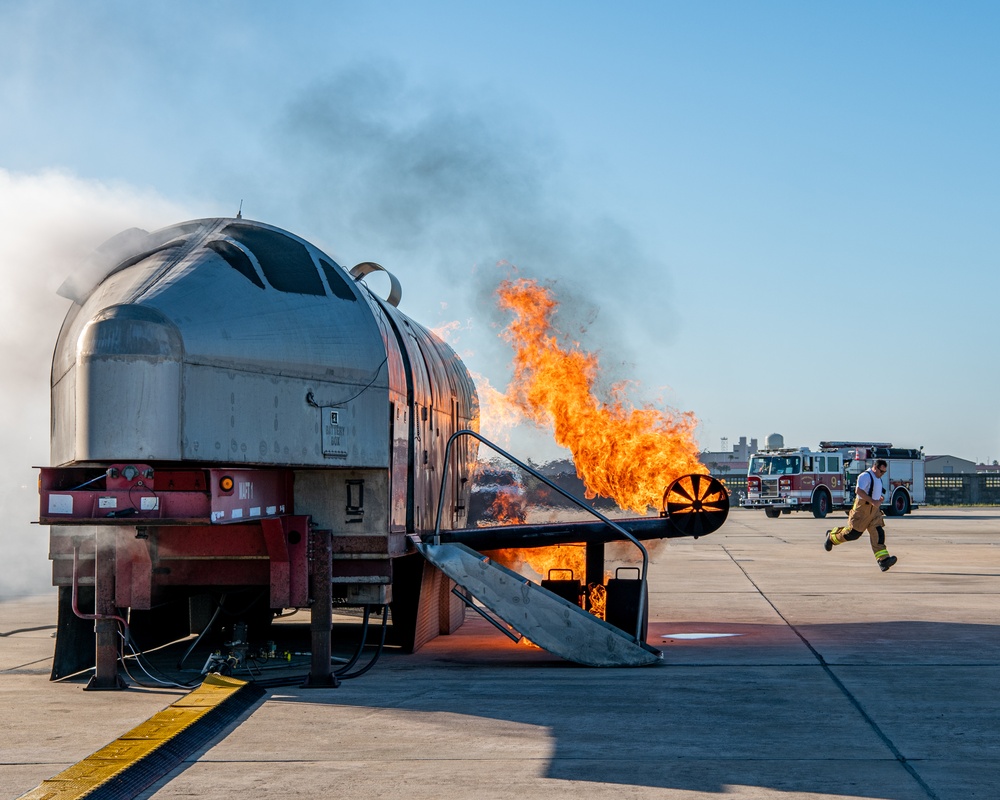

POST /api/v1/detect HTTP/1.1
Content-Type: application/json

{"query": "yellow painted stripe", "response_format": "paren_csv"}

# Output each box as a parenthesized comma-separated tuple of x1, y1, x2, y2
(19, 674, 248, 800)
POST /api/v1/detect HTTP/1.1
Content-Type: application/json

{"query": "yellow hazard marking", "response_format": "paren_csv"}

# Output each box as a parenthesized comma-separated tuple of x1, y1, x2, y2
(18, 674, 249, 800)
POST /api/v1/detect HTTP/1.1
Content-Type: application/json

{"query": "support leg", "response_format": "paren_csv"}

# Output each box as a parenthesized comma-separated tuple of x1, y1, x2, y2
(304, 529, 338, 688)
(86, 529, 126, 690)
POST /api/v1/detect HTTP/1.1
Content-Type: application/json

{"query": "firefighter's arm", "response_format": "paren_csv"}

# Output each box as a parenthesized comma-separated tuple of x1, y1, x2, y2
(857, 487, 879, 506)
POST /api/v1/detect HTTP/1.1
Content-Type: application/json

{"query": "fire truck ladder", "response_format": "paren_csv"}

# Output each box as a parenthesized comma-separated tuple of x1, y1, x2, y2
(416, 430, 663, 668)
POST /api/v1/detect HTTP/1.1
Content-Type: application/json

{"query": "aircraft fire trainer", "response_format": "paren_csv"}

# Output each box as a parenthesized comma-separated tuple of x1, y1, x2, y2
(36, 217, 729, 689)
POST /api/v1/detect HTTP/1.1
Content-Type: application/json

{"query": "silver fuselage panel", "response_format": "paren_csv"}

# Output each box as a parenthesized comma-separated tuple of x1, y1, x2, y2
(49, 218, 479, 533)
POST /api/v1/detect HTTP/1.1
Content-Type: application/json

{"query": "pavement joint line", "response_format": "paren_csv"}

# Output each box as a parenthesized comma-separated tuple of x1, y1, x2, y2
(15, 673, 266, 800)
(0, 625, 58, 637)
(720, 544, 942, 800)
(2, 658, 56, 673)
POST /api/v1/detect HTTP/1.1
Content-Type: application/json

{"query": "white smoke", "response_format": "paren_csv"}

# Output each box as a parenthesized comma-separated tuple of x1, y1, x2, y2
(0, 168, 186, 598)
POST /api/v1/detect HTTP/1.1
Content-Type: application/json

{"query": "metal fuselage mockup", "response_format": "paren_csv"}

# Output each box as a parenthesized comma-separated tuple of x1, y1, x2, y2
(38, 217, 728, 684)
(42, 218, 479, 681)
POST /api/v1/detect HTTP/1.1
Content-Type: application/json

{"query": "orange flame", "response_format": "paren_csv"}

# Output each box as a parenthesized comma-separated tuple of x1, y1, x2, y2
(482, 492, 527, 526)
(431, 320, 524, 442)
(587, 582, 607, 620)
(496, 277, 706, 513)
(486, 545, 585, 580)
(470, 372, 524, 444)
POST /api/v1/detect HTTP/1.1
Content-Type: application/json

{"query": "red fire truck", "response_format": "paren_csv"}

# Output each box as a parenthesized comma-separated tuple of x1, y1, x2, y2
(742, 446, 846, 518)
(741, 441, 924, 518)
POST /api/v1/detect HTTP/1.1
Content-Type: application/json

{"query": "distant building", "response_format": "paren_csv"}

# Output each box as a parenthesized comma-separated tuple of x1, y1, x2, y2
(700, 436, 758, 476)
(925, 455, 978, 474)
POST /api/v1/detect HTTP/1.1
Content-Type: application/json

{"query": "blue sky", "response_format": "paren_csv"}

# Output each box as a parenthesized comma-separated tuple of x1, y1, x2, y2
(2, 1, 999, 571)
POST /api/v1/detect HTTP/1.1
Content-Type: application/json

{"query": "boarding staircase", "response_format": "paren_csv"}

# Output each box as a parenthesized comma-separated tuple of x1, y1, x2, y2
(417, 431, 728, 668)
(414, 538, 663, 666)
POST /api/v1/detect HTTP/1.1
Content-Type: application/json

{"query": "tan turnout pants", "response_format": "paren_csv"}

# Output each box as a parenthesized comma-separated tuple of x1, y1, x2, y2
(828, 498, 890, 560)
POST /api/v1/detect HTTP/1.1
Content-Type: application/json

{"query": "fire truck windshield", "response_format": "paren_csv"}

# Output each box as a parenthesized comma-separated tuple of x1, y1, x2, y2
(749, 455, 801, 475)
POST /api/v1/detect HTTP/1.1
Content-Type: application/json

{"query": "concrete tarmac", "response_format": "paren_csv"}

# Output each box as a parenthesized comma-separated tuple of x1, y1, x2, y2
(2, 507, 998, 800)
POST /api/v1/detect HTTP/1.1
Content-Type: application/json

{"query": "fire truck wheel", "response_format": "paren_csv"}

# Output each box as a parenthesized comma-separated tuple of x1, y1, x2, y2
(888, 489, 911, 516)
(764, 507, 781, 519)
(811, 489, 831, 519)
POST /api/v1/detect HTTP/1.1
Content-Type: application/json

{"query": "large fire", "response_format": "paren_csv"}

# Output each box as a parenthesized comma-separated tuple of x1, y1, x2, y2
(496, 277, 705, 515)
(457, 275, 707, 614)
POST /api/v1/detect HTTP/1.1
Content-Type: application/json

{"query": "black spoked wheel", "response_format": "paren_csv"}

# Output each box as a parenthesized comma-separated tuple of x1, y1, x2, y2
(662, 473, 730, 537)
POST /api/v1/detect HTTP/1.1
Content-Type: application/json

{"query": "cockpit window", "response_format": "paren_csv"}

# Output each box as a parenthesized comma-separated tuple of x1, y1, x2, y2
(319, 258, 357, 302)
(207, 240, 265, 289)
(222, 225, 324, 296)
